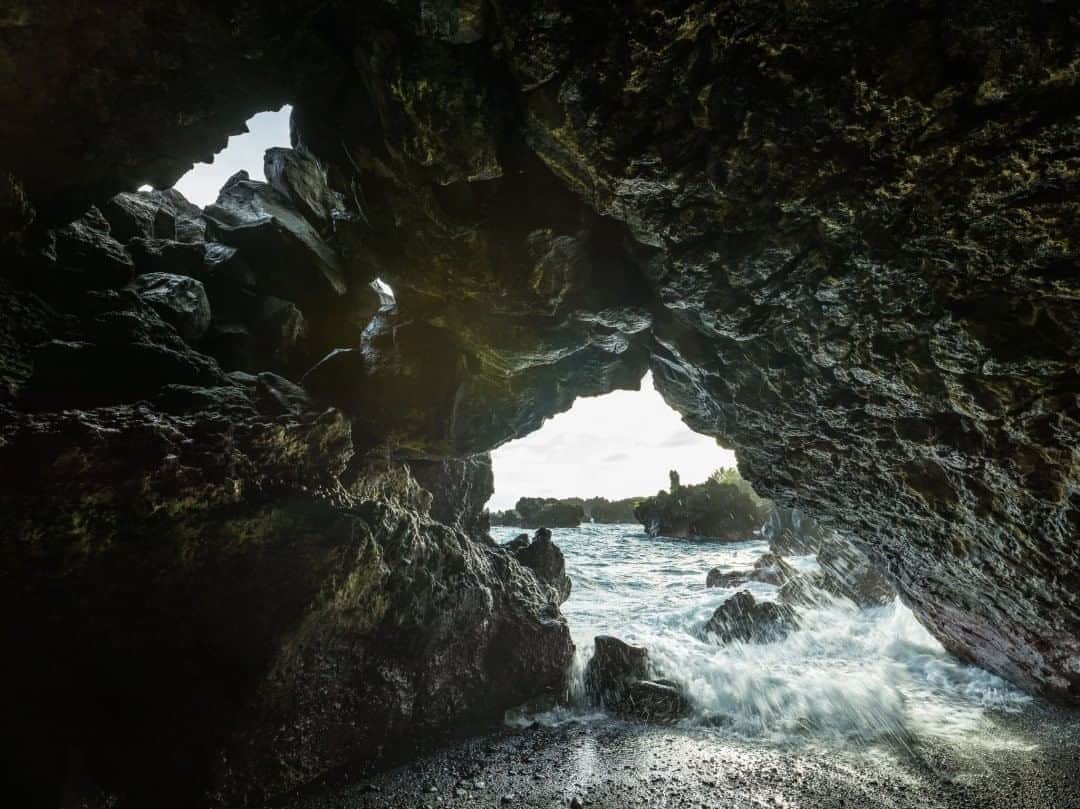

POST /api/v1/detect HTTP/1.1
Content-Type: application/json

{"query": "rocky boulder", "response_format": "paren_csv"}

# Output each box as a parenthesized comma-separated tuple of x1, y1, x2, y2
(508, 527, 572, 604)
(204, 170, 347, 313)
(129, 272, 212, 342)
(584, 636, 687, 722)
(103, 188, 206, 244)
(707, 553, 799, 589)
(702, 592, 799, 645)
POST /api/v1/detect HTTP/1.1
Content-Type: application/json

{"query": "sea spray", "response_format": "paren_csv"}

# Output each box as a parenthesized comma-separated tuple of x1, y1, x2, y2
(494, 523, 1029, 742)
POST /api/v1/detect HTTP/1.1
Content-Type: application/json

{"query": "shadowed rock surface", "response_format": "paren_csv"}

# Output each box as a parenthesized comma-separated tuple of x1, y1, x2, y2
(703, 591, 800, 644)
(707, 552, 800, 589)
(1, 0, 1079, 805)
(584, 636, 688, 722)
(634, 474, 770, 540)
(507, 527, 573, 604)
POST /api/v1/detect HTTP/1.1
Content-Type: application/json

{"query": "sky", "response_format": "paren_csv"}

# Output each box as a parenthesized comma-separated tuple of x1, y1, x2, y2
(164, 107, 737, 511)
(166, 105, 293, 207)
(489, 373, 737, 510)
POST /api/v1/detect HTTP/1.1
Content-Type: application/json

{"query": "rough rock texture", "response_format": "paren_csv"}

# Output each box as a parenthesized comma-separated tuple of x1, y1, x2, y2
(508, 527, 573, 604)
(0, 172, 573, 808)
(584, 636, 688, 722)
(707, 552, 799, 589)
(129, 272, 212, 341)
(0, 397, 572, 807)
(703, 592, 799, 645)
(634, 475, 769, 540)
(1, 8, 1079, 809)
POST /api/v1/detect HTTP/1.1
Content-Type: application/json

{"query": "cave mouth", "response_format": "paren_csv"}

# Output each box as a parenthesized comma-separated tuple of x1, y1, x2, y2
(489, 377, 1031, 743)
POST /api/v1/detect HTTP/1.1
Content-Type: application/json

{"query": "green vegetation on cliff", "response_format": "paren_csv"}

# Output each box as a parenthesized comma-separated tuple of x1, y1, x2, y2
(634, 468, 770, 540)
(490, 495, 642, 527)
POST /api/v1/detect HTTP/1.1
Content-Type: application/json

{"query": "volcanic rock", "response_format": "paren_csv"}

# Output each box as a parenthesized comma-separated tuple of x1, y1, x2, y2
(584, 636, 687, 722)
(764, 508, 828, 556)
(703, 592, 799, 645)
(707, 553, 799, 589)
(509, 527, 572, 605)
(129, 272, 212, 342)
(203, 171, 346, 311)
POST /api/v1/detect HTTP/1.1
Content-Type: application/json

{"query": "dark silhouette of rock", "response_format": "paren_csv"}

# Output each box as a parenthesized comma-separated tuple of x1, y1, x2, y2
(707, 553, 799, 589)
(584, 636, 687, 722)
(103, 188, 205, 244)
(635, 472, 769, 540)
(492, 497, 585, 529)
(204, 171, 346, 312)
(703, 592, 799, 644)
(1, 2, 1080, 803)
(129, 272, 212, 342)
(44, 207, 134, 291)
(264, 147, 349, 231)
(509, 527, 572, 604)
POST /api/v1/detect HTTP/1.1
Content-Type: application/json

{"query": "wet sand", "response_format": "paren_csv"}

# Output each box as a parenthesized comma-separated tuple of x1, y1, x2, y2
(283, 705, 1080, 809)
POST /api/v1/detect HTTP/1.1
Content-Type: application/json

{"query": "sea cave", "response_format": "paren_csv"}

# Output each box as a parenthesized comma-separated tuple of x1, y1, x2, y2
(0, 2, 1078, 807)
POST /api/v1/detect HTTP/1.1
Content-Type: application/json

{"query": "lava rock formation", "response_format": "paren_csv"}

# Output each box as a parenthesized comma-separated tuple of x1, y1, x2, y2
(1, 0, 1079, 805)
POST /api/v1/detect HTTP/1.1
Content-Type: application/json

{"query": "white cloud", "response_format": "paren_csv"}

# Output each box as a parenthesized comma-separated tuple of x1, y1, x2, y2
(489, 372, 736, 510)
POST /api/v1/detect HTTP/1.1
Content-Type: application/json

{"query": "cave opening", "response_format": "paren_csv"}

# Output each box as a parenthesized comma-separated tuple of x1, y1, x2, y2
(3, 3, 1079, 806)
(489, 375, 1031, 741)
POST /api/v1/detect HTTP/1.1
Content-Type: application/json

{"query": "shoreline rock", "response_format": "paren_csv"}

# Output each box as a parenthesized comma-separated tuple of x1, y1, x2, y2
(702, 592, 799, 644)
(584, 636, 688, 722)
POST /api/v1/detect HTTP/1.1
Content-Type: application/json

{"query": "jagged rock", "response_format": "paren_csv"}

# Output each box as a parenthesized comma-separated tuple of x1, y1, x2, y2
(509, 527, 571, 604)
(702, 592, 798, 645)
(264, 147, 348, 230)
(406, 454, 494, 537)
(102, 191, 159, 243)
(18, 290, 227, 411)
(0, 12, 1078, 809)
(204, 171, 346, 312)
(707, 553, 799, 589)
(504, 533, 531, 552)
(44, 208, 134, 291)
(0, 399, 572, 807)
(635, 475, 769, 540)
(226, 370, 315, 417)
(128, 237, 208, 279)
(129, 272, 212, 342)
(103, 188, 205, 244)
(584, 636, 687, 722)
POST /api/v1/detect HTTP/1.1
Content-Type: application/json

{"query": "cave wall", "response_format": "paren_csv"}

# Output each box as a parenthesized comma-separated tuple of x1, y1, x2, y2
(292, 0, 1079, 699)
(1, 0, 1078, 804)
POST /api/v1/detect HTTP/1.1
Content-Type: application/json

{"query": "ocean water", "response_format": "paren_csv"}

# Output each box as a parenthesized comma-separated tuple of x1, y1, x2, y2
(492, 523, 1031, 746)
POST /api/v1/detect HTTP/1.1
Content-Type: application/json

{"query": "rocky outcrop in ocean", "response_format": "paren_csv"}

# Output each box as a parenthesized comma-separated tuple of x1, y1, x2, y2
(584, 636, 688, 722)
(634, 472, 770, 540)
(702, 592, 800, 645)
(490, 497, 585, 528)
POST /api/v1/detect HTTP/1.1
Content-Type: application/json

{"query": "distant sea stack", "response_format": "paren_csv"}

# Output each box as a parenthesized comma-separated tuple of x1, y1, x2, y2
(490, 497, 585, 528)
(634, 469, 770, 540)
(491, 495, 642, 527)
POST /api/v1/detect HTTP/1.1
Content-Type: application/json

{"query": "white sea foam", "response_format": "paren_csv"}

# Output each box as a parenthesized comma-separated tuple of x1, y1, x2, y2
(493, 523, 1030, 743)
